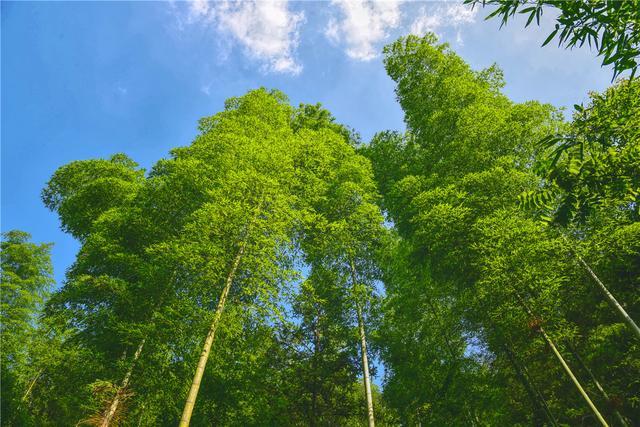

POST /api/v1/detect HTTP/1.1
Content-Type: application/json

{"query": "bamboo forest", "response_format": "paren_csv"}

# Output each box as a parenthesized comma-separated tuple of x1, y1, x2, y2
(1, 1, 639, 426)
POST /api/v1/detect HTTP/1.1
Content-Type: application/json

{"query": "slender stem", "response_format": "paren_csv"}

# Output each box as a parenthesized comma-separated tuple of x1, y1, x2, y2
(179, 243, 245, 427)
(21, 369, 43, 403)
(561, 234, 640, 341)
(180, 193, 264, 426)
(502, 342, 559, 427)
(540, 328, 608, 426)
(310, 318, 320, 427)
(11, 368, 44, 424)
(98, 273, 176, 427)
(349, 259, 375, 427)
(575, 254, 640, 341)
(515, 291, 609, 427)
(100, 339, 146, 427)
(566, 341, 629, 427)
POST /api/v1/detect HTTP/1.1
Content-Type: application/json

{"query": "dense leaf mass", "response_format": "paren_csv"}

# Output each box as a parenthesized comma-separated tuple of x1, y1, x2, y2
(2, 34, 638, 427)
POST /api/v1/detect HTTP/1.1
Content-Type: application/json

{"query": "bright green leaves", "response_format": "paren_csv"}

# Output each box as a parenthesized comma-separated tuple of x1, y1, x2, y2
(522, 78, 640, 226)
(0, 231, 53, 352)
(42, 154, 144, 240)
(466, 0, 640, 79)
(1, 231, 54, 424)
(291, 98, 387, 425)
(32, 87, 389, 425)
(369, 32, 640, 425)
(18, 28, 639, 424)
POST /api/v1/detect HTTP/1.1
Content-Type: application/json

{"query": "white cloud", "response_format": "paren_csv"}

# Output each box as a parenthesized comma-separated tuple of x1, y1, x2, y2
(173, 1, 477, 71)
(188, 0, 213, 21)
(409, 2, 477, 44)
(182, 0, 304, 75)
(325, 0, 403, 61)
(410, 7, 442, 36)
(446, 3, 476, 26)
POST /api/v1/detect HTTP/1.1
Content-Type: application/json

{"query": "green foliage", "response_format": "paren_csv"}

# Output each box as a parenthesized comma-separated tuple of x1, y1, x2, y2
(23, 88, 387, 425)
(4, 26, 639, 426)
(520, 78, 640, 226)
(466, 0, 640, 79)
(368, 33, 639, 425)
(41, 154, 145, 240)
(1, 231, 54, 425)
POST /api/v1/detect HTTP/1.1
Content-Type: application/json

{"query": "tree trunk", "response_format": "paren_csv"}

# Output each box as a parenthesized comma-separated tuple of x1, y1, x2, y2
(515, 291, 609, 427)
(98, 275, 175, 427)
(540, 328, 608, 426)
(565, 341, 629, 427)
(21, 369, 43, 403)
(502, 343, 559, 427)
(349, 259, 375, 427)
(100, 338, 146, 427)
(561, 234, 640, 341)
(310, 320, 320, 427)
(10, 368, 44, 425)
(179, 244, 245, 427)
(575, 253, 640, 341)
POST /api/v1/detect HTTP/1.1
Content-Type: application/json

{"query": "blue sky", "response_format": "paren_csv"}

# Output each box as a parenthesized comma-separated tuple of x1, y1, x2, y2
(2, 0, 614, 288)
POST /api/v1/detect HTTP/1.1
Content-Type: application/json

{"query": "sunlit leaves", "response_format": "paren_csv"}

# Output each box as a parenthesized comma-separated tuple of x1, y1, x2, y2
(466, 0, 640, 79)
(521, 78, 640, 226)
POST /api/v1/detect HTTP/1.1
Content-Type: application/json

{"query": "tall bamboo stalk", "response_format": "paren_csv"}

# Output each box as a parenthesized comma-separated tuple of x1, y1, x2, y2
(514, 290, 609, 427)
(310, 319, 320, 426)
(98, 273, 176, 427)
(501, 342, 559, 427)
(565, 340, 629, 427)
(575, 254, 640, 341)
(561, 234, 640, 341)
(179, 243, 245, 427)
(349, 259, 375, 427)
(20, 369, 43, 404)
(100, 338, 146, 427)
(9, 368, 44, 425)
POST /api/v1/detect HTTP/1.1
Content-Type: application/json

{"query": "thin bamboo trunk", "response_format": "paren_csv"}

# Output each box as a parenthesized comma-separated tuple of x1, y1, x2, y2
(100, 338, 146, 427)
(502, 343, 559, 427)
(349, 259, 375, 427)
(10, 368, 44, 425)
(565, 341, 629, 427)
(98, 271, 177, 427)
(356, 301, 375, 427)
(310, 321, 320, 427)
(575, 254, 640, 341)
(21, 369, 43, 403)
(515, 292, 609, 427)
(179, 244, 245, 427)
(540, 328, 608, 426)
(561, 235, 640, 341)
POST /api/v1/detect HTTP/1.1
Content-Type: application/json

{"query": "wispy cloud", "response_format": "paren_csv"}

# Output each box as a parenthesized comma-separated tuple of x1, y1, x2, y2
(410, 9, 441, 37)
(325, 0, 403, 61)
(410, 3, 477, 44)
(177, 0, 304, 75)
(172, 1, 478, 71)
(200, 83, 211, 96)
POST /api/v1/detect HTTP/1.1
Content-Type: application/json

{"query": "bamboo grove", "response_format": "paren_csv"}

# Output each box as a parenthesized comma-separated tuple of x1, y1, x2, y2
(2, 34, 639, 426)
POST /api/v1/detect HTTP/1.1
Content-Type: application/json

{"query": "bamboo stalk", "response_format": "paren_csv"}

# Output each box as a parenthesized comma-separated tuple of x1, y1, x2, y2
(350, 259, 375, 427)
(514, 290, 609, 427)
(575, 254, 640, 341)
(561, 234, 640, 341)
(565, 340, 629, 427)
(179, 243, 245, 427)
(100, 339, 146, 427)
